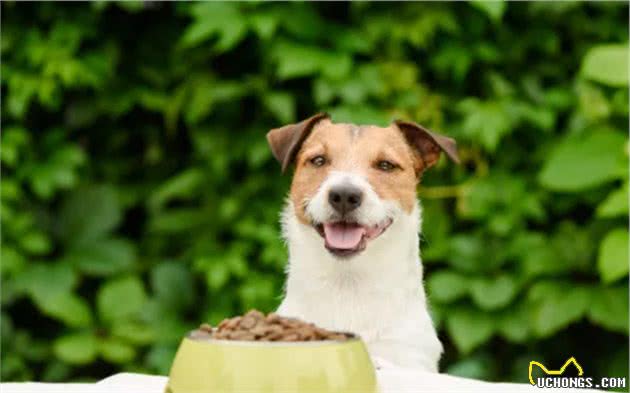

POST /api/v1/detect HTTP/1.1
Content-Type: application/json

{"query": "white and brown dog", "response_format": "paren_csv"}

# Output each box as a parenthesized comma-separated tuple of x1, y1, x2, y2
(266, 113, 459, 372)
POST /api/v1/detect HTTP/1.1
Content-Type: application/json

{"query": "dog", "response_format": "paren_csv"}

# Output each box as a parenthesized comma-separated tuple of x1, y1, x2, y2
(266, 113, 459, 372)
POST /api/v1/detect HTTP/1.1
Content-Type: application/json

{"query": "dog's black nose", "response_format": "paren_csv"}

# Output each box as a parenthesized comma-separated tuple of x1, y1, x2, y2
(328, 185, 363, 214)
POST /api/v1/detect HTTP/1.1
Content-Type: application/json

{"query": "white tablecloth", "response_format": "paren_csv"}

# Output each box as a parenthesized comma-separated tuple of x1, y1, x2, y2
(1, 370, 600, 393)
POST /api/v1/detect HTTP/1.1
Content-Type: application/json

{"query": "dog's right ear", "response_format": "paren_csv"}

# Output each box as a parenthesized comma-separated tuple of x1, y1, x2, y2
(266, 112, 329, 172)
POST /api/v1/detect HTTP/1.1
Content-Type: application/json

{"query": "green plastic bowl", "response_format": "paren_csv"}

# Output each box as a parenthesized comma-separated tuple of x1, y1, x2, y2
(166, 332, 378, 393)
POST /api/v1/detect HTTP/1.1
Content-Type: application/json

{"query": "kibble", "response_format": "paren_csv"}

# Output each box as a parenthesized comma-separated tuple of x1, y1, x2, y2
(192, 310, 354, 342)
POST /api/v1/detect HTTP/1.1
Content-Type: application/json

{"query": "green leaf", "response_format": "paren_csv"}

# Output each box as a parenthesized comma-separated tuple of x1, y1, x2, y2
(597, 183, 629, 218)
(326, 105, 389, 126)
(53, 333, 98, 365)
(148, 169, 205, 212)
(509, 232, 564, 277)
(418, 200, 452, 262)
(142, 301, 190, 342)
(238, 275, 276, 311)
(66, 238, 136, 277)
(598, 228, 629, 283)
(549, 222, 596, 273)
(248, 12, 278, 40)
(314, 65, 384, 106)
(204, 261, 230, 292)
(58, 184, 122, 246)
(184, 79, 247, 125)
(462, 173, 544, 232)
(447, 353, 496, 380)
(98, 337, 136, 364)
(581, 44, 629, 87)
(97, 276, 147, 323)
(15, 263, 76, 301)
(497, 304, 530, 343)
(577, 82, 611, 121)
(146, 345, 178, 375)
(1, 178, 23, 201)
(19, 231, 52, 255)
(529, 282, 590, 337)
(427, 271, 469, 303)
(469, 275, 518, 310)
(0, 127, 29, 167)
(180, 3, 247, 51)
(539, 131, 627, 191)
(165, 84, 188, 131)
(1, 246, 26, 275)
(111, 321, 155, 345)
(271, 41, 352, 80)
(446, 308, 495, 354)
(148, 208, 208, 234)
(446, 233, 499, 273)
(457, 98, 514, 152)
(469, 1, 506, 22)
(42, 362, 71, 382)
(588, 285, 629, 333)
(36, 293, 93, 328)
(6, 73, 39, 118)
(27, 145, 86, 199)
(151, 261, 194, 311)
(263, 92, 295, 124)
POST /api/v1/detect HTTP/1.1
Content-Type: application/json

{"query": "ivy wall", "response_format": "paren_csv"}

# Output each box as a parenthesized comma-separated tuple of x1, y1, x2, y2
(1, 2, 628, 385)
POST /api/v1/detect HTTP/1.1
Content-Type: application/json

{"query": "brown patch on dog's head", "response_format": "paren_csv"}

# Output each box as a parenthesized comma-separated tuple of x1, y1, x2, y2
(267, 115, 459, 223)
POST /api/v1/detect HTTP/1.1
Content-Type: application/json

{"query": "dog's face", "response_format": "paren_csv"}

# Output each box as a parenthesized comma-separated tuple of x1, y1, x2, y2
(267, 113, 459, 258)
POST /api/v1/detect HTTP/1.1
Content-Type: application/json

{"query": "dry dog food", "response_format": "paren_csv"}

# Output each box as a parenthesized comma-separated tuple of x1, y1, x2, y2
(191, 310, 354, 342)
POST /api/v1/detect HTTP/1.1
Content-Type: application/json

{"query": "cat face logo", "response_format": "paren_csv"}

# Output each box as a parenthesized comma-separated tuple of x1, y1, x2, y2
(529, 357, 584, 385)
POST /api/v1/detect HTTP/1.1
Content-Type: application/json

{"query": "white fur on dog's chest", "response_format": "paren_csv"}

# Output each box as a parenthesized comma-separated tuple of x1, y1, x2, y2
(278, 275, 412, 342)
(277, 202, 443, 371)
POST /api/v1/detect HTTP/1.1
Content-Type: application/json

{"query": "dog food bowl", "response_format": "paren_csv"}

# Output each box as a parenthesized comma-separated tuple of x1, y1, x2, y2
(165, 331, 378, 393)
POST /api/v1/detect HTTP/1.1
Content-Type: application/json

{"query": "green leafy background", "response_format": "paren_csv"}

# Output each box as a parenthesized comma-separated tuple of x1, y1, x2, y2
(1, 1, 628, 386)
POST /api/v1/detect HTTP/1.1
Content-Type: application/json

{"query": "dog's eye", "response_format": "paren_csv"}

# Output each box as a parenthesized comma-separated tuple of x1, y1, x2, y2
(376, 160, 396, 172)
(310, 155, 327, 167)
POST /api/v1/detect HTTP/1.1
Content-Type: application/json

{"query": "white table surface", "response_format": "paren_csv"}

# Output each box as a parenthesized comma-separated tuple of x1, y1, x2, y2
(1, 370, 601, 393)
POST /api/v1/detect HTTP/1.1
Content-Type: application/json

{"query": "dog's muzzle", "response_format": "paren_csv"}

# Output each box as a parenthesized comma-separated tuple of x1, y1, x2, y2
(314, 218, 393, 258)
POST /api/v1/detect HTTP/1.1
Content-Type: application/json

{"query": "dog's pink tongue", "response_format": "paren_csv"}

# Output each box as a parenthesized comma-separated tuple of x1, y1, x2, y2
(323, 223, 365, 249)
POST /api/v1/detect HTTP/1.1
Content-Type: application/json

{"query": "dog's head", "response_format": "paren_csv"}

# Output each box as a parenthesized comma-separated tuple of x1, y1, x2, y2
(267, 113, 459, 259)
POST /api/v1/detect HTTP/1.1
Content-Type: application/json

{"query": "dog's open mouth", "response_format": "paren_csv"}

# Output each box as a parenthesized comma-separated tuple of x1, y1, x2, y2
(314, 219, 393, 257)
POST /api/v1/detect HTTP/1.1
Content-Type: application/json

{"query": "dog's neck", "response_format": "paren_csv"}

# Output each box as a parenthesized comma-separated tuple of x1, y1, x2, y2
(281, 200, 426, 300)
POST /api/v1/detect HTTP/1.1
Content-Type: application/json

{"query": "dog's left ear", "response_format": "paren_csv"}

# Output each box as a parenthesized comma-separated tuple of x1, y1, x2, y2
(394, 120, 460, 172)
(267, 112, 329, 172)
